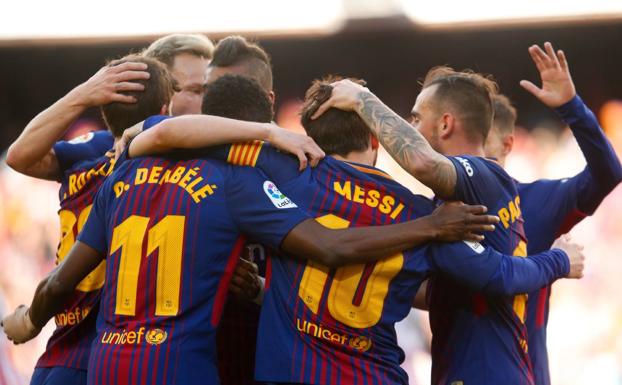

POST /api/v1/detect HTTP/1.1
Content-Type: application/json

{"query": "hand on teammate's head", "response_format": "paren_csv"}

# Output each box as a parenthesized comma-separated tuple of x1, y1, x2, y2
(73, 61, 150, 108)
(310, 79, 370, 120)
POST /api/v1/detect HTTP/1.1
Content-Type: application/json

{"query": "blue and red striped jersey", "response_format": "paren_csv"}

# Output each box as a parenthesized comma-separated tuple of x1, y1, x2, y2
(76, 154, 309, 385)
(36, 130, 114, 370)
(209, 142, 569, 385)
(428, 155, 532, 385)
(520, 95, 622, 385)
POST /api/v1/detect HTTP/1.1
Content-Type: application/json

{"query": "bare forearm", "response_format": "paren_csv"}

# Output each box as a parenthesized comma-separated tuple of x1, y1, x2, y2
(6, 87, 89, 174)
(354, 91, 456, 198)
(130, 115, 271, 157)
(29, 271, 76, 328)
(286, 217, 438, 268)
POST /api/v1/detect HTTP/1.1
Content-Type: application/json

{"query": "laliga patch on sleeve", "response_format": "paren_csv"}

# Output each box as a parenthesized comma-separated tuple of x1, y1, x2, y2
(463, 240, 485, 254)
(455, 156, 474, 177)
(68, 132, 95, 144)
(263, 181, 298, 209)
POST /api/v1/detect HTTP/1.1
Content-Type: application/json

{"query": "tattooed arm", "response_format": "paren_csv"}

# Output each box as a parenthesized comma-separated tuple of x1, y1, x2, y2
(311, 79, 457, 199)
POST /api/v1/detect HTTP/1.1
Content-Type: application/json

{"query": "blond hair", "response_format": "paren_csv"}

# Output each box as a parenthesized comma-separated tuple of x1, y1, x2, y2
(143, 34, 214, 67)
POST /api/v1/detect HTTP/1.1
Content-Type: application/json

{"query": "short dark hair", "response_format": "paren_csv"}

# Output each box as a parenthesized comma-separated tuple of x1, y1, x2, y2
(209, 36, 273, 92)
(202, 74, 273, 123)
(101, 55, 175, 137)
(300, 76, 372, 157)
(143, 34, 214, 67)
(422, 66, 498, 144)
(492, 93, 517, 135)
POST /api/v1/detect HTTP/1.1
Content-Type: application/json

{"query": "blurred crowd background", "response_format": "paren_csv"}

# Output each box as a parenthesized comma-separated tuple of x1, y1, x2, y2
(1, 1, 621, 384)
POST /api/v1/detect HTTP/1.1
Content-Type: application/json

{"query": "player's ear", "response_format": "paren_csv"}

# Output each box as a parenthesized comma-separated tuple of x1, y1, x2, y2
(439, 113, 455, 139)
(502, 133, 514, 156)
(268, 91, 276, 106)
(161, 102, 171, 116)
(370, 135, 379, 150)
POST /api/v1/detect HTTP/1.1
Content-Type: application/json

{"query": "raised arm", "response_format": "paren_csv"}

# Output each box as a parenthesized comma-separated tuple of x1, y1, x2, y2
(311, 79, 457, 198)
(1, 242, 104, 344)
(128, 115, 324, 170)
(5, 62, 149, 180)
(282, 202, 498, 268)
(521, 42, 622, 213)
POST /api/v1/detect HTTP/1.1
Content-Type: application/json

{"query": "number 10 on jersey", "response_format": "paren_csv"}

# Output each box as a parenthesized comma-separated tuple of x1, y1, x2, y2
(298, 214, 403, 329)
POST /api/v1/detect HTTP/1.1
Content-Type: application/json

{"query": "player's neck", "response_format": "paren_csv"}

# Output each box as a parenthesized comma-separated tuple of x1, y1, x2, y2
(442, 141, 486, 158)
(333, 151, 374, 167)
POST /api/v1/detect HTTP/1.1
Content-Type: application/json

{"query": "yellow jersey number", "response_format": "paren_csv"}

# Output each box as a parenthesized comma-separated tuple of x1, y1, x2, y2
(110, 215, 185, 317)
(297, 214, 403, 329)
(58, 205, 106, 292)
(512, 240, 528, 322)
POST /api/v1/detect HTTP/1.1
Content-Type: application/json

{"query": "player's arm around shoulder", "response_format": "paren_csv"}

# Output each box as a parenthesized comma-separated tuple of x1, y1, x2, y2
(128, 115, 323, 171)
(282, 201, 498, 268)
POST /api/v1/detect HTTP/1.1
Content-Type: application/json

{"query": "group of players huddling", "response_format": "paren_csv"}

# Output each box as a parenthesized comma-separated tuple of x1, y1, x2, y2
(1, 33, 620, 385)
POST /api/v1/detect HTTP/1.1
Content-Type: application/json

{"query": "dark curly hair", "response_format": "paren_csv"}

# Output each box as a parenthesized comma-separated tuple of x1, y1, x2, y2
(201, 74, 273, 122)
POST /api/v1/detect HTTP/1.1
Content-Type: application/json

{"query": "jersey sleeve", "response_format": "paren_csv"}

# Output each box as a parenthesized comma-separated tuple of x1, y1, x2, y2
(76, 178, 112, 255)
(519, 176, 589, 249)
(141, 114, 171, 131)
(53, 130, 114, 174)
(425, 241, 570, 295)
(555, 95, 622, 214)
(446, 155, 499, 204)
(224, 165, 310, 249)
(204, 142, 301, 185)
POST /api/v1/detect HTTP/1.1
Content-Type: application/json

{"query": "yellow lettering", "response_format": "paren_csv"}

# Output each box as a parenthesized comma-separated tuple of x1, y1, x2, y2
(148, 166, 163, 184)
(331, 333, 342, 343)
(333, 181, 352, 200)
(169, 167, 186, 183)
(321, 329, 331, 340)
(307, 322, 318, 337)
(498, 207, 510, 229)
(86, 168, 96, 181)
(296, 319, 305, 332)
(159, 170, 172, 185)
(191, 183, 215, 203)
(114, 182, 125, 198)
(390, 203, 405, 219)
(365, 189, 380, 208)
(136, 327, 145, 344)
(68, 174, 77, 195)
(185, 176, 203, 194)
(67, 311, 75, 325)
(353, 185, 365, 203)
(101, 332, 112, 344)
(135, 168, 148, 185)
(509, 201, 520, 223)
(378, 195, 395, 214)
(179, 168, 198, 188)
(514, 196, 522, 216)
(126, 331, 136, 344)
(77, 172, 86, 190)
